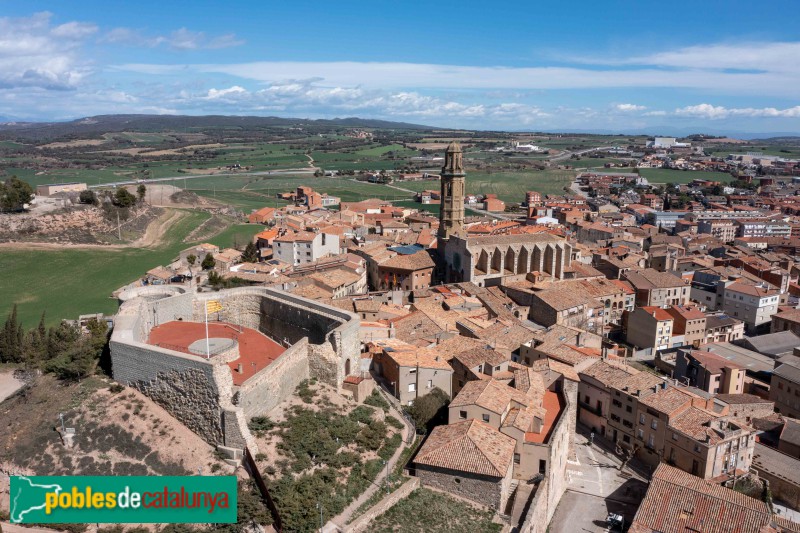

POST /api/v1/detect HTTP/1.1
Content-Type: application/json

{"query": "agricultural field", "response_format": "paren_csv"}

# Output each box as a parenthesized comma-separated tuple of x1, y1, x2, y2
(182, 175, 413, 208)
(0, 209, 212, 327)
(397, 169, 576, 201)
(639, 168, 734, 184)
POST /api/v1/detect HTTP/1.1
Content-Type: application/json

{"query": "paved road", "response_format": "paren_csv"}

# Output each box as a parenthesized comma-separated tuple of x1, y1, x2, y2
(88, 168, 316, 189)
(549, 431, 647, 532)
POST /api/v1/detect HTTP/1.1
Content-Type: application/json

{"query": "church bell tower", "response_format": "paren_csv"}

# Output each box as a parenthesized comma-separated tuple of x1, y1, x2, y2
(437, 141, 466, 241)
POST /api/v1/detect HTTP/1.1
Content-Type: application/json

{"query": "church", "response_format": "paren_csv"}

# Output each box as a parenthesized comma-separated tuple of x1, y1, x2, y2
(437, 142, 572, 286)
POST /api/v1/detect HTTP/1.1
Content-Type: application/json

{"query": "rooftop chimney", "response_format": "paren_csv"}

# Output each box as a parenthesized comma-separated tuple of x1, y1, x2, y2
(237, 363, 243, 374)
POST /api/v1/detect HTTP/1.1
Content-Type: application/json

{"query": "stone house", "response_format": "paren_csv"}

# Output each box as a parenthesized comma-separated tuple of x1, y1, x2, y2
(772, 308, 800, 336)
(413, 419, 516, 510)
(622, 268, 690, 307)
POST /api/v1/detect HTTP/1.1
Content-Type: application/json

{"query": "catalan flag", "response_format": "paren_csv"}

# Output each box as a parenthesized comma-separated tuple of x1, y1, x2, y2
(206, 300, 222, 314)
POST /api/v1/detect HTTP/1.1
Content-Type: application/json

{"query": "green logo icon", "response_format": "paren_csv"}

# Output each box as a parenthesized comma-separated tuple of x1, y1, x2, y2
(10, 476, 237, 524)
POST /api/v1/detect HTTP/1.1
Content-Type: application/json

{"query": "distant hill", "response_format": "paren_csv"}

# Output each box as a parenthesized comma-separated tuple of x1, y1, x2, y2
(0, 114, 437, 141)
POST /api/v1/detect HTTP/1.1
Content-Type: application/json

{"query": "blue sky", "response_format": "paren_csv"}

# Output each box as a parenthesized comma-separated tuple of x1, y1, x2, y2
(2, 1, 799, 134)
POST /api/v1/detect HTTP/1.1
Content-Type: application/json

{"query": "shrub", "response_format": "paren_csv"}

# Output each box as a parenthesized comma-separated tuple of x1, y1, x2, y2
(349, 405, 375, 425)
(108, 383, 124, 394)
(386, 415, 404, 429)
(378, 433, 402, 461)
(248, 416, 274, 435)
(364, 389, 390, 411)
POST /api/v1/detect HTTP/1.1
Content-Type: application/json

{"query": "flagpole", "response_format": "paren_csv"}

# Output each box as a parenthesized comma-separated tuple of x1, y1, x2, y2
(205, 302, 210, 359)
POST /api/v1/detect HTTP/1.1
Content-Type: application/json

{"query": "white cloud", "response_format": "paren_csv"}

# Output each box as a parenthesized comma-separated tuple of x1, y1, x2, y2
(675, 103, 800, 119)
(51, 21, 98, 39)
(102, 27, 244, 50)
(0, 12, 92, 90)
(614, 103, 646, 112)
(643, 110, 667, 117)
(114, 56, 800, 98)
(205, 86, 248, 99)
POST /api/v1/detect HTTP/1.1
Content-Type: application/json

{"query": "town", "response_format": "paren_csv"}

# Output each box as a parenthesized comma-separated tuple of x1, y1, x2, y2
(5, 126, 800, 533)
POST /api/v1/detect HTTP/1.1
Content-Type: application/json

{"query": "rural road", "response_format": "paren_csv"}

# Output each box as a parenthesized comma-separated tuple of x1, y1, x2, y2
(89, 167, 316, 189)
(549, 146, 615, 162)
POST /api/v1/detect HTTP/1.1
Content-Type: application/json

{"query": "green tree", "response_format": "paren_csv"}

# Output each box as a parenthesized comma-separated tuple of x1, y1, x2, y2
(186, 254, 197, 267)
(242, 242, 259, 263)
(113, 188, 137, 208)
(0, 176, 34, 212)
(79, 190, 97, 205)
(404, 387, 450, 434)
(136, 184, 147, 203)
(201, 253, 216, 270)
(0, 305, 24, 363)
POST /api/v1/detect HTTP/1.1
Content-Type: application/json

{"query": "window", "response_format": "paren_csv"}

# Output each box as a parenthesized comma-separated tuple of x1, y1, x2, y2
(626, 405, 632, 413)
(454, 478, 461, 484)
(427, 380, 432, 389)
(482, 414, 490, 423)
(672, 432, 678, 441)
(651, 419, 658, 430)
(648, 434, 655, 448)
(514, 453, 521, 465)
(409, 368, 417, 374)
(459, 410, 467, 419)
(539, 460, 547, 474)
(637, 429, 644, 439)
(408, 383, 416, 392)
(639, 414, 645, 424)
(623, 435, 631, 443)
(613, 399, 622, 408)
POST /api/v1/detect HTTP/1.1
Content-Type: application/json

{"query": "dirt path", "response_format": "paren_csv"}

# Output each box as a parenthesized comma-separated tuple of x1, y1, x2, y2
(131, 208, 187, 249)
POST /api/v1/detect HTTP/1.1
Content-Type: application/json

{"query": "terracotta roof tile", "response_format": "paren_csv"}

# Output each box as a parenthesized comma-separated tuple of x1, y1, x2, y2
(414, 419, 516, 477)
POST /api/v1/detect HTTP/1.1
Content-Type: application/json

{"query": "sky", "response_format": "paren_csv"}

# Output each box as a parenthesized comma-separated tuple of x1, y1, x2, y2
(1, 1, 800, 135)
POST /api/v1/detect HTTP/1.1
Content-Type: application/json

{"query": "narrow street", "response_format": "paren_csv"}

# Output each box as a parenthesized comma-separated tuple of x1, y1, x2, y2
(549, 429, 647, 532)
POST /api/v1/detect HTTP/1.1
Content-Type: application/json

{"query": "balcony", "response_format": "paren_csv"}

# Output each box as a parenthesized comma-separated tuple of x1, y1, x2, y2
(579, 401, 603, 417)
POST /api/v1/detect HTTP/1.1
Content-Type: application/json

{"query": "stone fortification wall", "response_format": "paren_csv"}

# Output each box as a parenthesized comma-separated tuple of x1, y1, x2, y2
(237, 339, 310, 418)
(518, 478, 549, 533)
(111, 286, 360, 452)
(544, 380, 576, 523)
(516, 379, 577, 531)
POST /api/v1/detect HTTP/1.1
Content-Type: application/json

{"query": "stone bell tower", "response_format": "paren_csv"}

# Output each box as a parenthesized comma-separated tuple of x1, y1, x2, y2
(437, 141, 466, 241)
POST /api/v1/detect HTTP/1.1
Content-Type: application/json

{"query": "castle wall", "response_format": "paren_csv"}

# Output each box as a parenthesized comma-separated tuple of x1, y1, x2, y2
(237, 339, 310, 417)
(110, 287, 360, 453)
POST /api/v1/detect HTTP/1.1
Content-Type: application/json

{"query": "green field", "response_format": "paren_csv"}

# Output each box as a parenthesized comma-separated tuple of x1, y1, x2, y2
(396, 169, 575, 201)
(182, 175, 413, 208)
(0, 209, 214, 327)
(639, 168, 734, 184)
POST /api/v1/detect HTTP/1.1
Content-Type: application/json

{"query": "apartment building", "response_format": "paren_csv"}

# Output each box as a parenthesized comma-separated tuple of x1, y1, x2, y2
(663, 306, 707, 348)
(624, 306, 675, 355)
(697, 219, 737, 242)
(600, 367, 756, 478)
(721, 281, 780, 334)
(674, 349, 746, 395)
(273, 230, 340, 266)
